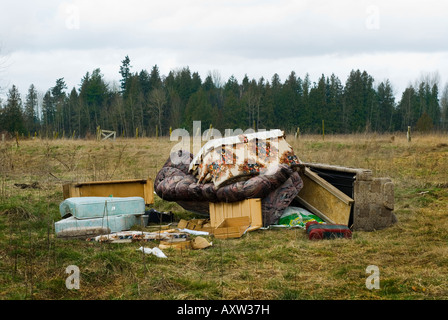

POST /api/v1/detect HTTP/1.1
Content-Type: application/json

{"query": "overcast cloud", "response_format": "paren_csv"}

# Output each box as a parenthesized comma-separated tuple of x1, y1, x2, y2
(1, 0, 447, 101)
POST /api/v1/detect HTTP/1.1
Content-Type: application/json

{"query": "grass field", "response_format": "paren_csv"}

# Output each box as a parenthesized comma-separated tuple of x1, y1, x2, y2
(0, 132, 447, 300)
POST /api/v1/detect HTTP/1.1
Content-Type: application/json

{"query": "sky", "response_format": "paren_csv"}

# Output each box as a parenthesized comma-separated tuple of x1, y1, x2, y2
(0, 0, 447, 102)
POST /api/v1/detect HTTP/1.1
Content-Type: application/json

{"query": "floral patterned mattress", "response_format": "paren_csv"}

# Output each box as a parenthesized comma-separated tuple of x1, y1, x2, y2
(189, 129, 302, 188)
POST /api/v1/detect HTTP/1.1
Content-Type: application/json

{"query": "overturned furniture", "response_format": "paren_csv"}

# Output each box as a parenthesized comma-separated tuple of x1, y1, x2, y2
(295, 163, 397, 231)
(63, 178, 154, 205)
(154, 130, 303, 227)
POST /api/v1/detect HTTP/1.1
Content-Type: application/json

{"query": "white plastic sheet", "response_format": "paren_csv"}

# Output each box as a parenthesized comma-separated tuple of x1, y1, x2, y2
(177, 228, 210, 236)
(137, 246, 167, 258)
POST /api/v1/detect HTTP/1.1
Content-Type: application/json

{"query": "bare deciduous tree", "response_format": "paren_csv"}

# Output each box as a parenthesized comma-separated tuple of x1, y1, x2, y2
(149, 87, 166, 136)
(441, 83, 448, 130)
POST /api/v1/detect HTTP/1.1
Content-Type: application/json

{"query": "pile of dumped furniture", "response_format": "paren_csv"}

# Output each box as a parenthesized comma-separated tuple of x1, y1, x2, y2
(55, 129, 397, 247)
(154, 129, 397, 235)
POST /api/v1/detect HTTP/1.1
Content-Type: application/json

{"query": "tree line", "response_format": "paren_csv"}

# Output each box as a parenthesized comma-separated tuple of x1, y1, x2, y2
(1, 55, 448, 138)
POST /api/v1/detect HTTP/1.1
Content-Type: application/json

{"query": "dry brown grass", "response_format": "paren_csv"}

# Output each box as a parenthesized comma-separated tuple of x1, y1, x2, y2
(0, 132, 447, 300)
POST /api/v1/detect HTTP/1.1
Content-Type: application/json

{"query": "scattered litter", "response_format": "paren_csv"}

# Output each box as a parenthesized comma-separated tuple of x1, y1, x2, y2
(177, 219, 213, 233)
(274, 206, 324, 228)
(191, 236, 213, 250)
(137, 246, 167, 258)
(214, 216, 251, 239)
(87, 230, 189, 243)
(178, 228, 209, 236)
(159, 240, 192, 250)
(57, 226, 111, 239)
(14, 182, 40, 189)
(305, 221, 352, 240)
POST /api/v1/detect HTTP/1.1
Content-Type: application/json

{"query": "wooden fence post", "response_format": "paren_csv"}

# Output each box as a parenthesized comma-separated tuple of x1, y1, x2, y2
(322, 120, 325, 141)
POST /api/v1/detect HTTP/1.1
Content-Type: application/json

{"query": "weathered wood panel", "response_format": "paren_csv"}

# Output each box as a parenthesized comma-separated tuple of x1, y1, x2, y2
(296, 168, 354, 225)
(209, 198, 262, 232)
(63, 178, 154, 205)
